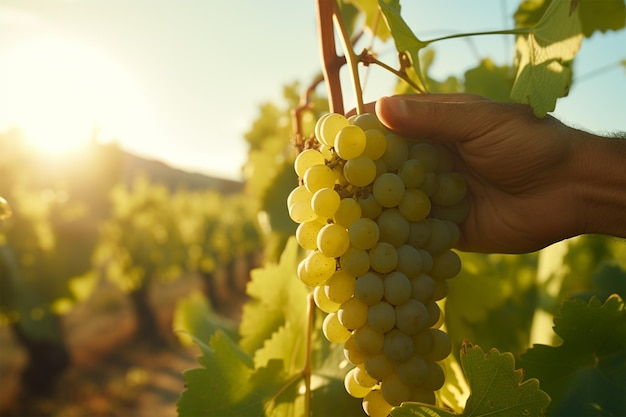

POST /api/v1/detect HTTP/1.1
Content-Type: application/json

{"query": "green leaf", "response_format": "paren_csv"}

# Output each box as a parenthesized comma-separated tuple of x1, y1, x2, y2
(177, 330, 291, 417)
(519, 296, 626, 416)
(463, 58, 515, 103)
(391, 342, 550, 417)
(514, 0, 626, 37)
(346, 0, 391, 41)
(378, 0, 429, 89)
(239, 237, 309, 353)
(511, 0, 583, 116)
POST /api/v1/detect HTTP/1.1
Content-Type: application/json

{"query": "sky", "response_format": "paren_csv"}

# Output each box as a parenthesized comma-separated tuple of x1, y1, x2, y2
(1, 1, 625, 181)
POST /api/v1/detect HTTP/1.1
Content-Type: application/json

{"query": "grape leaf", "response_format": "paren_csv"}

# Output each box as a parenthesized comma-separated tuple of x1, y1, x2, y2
(518, 295, 626, 416)
(177, 330, 292, 417)
(345, 0, 391, 41)
(463, 58, 515, 103)
(239, 237, 308, 353)
(514, 0, 626, 37)
(391, 342, 550, 417)
(511, 0, 583, 116)
(378, 0, 428, 89)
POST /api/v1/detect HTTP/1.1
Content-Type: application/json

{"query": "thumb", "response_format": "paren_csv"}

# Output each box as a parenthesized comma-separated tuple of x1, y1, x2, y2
(375, 94, 491, 142)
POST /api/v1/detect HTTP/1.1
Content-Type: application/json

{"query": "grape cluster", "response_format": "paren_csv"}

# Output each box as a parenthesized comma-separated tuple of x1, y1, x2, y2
(287, 112, 468, 417)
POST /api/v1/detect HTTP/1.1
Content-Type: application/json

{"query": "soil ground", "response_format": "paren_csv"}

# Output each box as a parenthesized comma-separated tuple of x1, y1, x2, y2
(0, 273, 242, 417)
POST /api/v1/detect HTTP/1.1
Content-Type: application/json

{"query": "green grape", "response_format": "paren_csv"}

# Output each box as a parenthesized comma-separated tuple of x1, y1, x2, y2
(432, 171, 467, 206)
(409, 142, 439, 171)
(369, 242, 398, 274)
(430, 197, 470, 224)
(357, 193, 383, 219)
(362, 129, 387, 160)
(372, 173, 405, 208)
(311, 187, 341, 218)
(323, 312, 352, 343)
(340, 246, 371, 277)
(376, 208, 409, 248)
(383, 329, 414, 362)
(288, 198, 317, 224)
(296, 220, 323, 250)
(383, 271, 412, 306)
(396, 355, 428, 387)
(410, 274, 436, 302)
(444, 220, 461, 247)
(412, 329, 434, 356)
(354, 272, 384, 306)
(426, 300, 443, 328)
(418, 171, 439, 196)
(354, 364, 378, 388)
(349, 217, 380, 250)
(430, 249, 461, 280)
(381, 373, 412, 406)
(373, 158, 387, 179)
(367, 301, 396, 333)
(364, 352, 395, 381)
(338, 297, 369, 330)
(423, 329, 452, 362)
(319, 113, 349, 147)
(344, 367, 373, 398)
(423, 218, 453, 254)
(354, 324, 384, 355)
(294, 148, 326, 177)
(407, 219, 430, 248)
(395, 299, 429, 335)
(317, 223, 350, 258)
(333, 197, 362, 228)
(314, 113, 332, 145)
(319, 144, 333, 160)
(351, 113, 382, 131)
(398, 188, 431, 222)
(335, 125, 366, 160)
(343, 155, 376, 187)
(362, 389, 393, 417)
(381, 134, 409, 171)
(303, 164, 337, 193)
(303, 250, 336, 286)
(396, 244, 423, 278)
(417, 249, 434, 272)
(287, 184, 312, 208)
(313, 285, 340, 313)
(432, 279, 448, 301)
(397, 159, 427, 188)
(410, 386, 436, 405)
(424, 361, 445, 391)
(324, 270, 356, 304)
(344, 334, 367, 365)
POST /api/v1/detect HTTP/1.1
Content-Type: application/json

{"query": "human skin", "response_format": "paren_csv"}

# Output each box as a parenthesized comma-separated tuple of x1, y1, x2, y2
(366, 94, 626, 254)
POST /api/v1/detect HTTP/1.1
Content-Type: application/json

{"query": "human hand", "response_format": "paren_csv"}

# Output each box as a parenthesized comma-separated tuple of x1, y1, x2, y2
(370, 93, 619, 253)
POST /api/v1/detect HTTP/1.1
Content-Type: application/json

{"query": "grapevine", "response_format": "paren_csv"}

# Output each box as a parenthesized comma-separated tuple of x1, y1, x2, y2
(287, 2, 469, 415)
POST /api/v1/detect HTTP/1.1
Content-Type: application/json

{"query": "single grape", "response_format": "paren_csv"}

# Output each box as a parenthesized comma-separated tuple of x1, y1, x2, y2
(362, 129, 387, 160)
(372, 173, 405, 208)
(409, 142, 439, 171)
(303, 164, 337, 193)
(294, 148, 326, 177)
(383, 271, 412, 306)
(287, 184, 312, 208)
(333, 197, 362, 228)
(397, 159, 427, 188)
(396, 244, 423, 278)
(354, 364, 378, 388)
(354, 324, 384, 355)
(319, 113, 349, 147)
(303, 250, 336, 286)
(423, 329, 452, 362)
(424, 361, 445, 391)
(324, 270, 356, 304)
(296, 220, 323, 250)
(354, 272, 385, 306)
(343, 156, 377, 187)
(335, 125, 366, 160)
(357, 193, 383, 219)
(313, 285, 340, 313)
(288, 199, 317, 224)
(410, 274, 436, 302)
(349, 217, 380, 251)
(396, 355, 428, 387)
(311, 187, 341, 218)
(431, 171, 467, 206)
(364, 351, 395, 381)
(344, 334, 367, 365)
(398, 188, 431, 222)
(430, 249, 462, 280)
(381, 134, 409, 171)
(351, 113, 382, 131)
(369, 242, 398, 274)
(338, 297, 369, 330)
(340, 246, 371, 277)
(376, 208, 409, 248)
(344, 367, 373, 398)
(380, 373, 412, 406)
(395, 299, 429, 335)
(362, 389, 393, 417)
(317, 223, 350, 258)
(367, 301, 396, 333)
(322, 312, 351, 343)
(383, 329, 414, 362)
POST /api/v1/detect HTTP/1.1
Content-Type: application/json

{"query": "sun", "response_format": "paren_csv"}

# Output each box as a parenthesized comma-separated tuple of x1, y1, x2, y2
(0, 35, 147, 154)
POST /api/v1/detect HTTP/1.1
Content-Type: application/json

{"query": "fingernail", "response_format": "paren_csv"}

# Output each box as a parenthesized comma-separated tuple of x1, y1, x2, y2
(377, 96, 409, 118)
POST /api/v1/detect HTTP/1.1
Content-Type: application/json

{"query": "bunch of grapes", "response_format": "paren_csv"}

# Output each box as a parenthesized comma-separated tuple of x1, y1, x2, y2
(287, 112, 468, 417)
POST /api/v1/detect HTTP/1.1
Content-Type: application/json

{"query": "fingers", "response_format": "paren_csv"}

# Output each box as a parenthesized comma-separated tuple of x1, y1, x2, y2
(374, 94, 493, 142)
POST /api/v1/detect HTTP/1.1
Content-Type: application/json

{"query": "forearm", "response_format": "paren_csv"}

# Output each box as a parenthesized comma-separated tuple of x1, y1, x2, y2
(569, 129, 626, 239)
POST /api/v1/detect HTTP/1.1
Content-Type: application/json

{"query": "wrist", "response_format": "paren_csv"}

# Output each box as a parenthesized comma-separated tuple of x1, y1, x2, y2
(568, 130, 626, 239)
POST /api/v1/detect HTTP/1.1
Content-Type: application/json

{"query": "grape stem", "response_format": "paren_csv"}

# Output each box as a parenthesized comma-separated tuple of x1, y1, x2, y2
(316, 0, 345, 114)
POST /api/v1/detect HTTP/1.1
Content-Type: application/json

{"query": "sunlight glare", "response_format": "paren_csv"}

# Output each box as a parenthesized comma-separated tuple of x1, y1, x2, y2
(0, 35, 151, 154)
